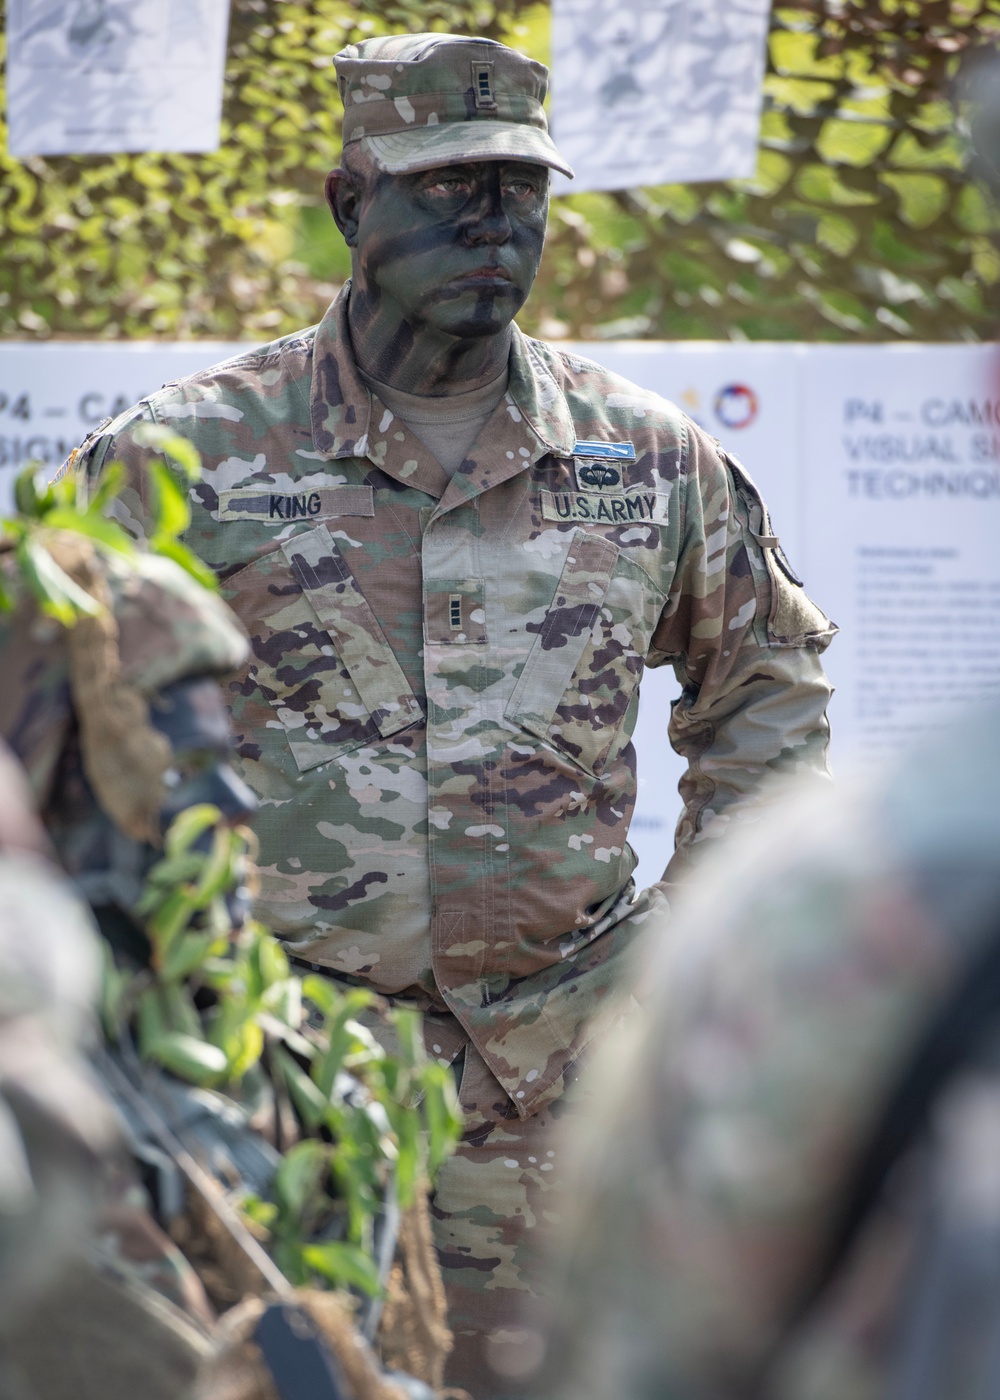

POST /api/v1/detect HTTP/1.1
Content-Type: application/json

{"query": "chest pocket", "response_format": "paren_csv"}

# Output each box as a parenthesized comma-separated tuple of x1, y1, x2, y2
(505, 528, 662, 774)
(225, 523, 422, 774)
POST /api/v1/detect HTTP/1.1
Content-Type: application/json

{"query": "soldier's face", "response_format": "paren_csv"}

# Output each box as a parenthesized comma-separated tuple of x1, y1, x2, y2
(337, 159, 549, 339)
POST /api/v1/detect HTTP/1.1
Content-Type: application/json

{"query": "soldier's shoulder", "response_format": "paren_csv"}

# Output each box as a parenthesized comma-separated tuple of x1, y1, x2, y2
(64, 326, 318, 479)
(524, 336, 692, 445)
(137, 324, 317, 422)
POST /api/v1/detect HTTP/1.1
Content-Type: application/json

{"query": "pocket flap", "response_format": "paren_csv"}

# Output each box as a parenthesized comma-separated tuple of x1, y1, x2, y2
(281, 525, 422, 738)
(505, 529, 619, 730)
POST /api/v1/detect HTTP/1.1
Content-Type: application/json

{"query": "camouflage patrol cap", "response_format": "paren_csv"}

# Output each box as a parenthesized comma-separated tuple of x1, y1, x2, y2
(335, 33, 574, 179)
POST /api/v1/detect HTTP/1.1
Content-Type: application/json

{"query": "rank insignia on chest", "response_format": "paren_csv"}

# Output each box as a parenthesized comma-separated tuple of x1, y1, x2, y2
(571, 440, 635, 494)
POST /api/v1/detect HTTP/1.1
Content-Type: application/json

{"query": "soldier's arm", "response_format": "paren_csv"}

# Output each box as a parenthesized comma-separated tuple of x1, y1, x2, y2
(650, 420, 836, 881)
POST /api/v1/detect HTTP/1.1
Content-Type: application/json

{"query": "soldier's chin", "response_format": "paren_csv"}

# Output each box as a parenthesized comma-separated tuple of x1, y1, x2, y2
(431, 295, 523, 338)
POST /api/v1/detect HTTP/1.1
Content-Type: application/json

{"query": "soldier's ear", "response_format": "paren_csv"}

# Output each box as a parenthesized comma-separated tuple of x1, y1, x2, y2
(326, 168, 361, 247)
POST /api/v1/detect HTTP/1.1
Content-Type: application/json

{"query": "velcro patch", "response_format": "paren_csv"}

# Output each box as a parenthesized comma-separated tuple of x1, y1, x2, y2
(540, 489, 668, 526)
(572, 440, 636, 460)
(573, 458, 626, 492)
(217, 485, 374, 523)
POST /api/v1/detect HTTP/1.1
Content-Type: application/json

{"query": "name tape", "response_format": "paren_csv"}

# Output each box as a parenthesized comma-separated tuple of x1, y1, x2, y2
(217, 485, 375, 522)
(540, 489, 668, 526)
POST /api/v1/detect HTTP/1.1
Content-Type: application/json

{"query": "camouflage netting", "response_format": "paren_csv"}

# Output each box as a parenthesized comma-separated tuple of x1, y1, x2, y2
(0, 0, 998, 342)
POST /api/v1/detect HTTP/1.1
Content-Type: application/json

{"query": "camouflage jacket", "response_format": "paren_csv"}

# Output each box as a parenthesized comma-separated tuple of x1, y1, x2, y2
(73, 287, 835, 1116)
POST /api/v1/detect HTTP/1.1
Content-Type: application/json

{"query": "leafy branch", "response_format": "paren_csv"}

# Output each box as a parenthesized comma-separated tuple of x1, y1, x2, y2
(0, 427, 217, 622)
(104, 807, 462, 1296)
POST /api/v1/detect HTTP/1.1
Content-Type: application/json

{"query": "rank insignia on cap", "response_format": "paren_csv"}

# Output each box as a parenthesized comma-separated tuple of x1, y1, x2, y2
(472, 61, 497, 109)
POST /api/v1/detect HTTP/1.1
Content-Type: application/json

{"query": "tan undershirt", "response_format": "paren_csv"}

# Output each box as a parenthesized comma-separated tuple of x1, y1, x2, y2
(359, 368, 510, 479)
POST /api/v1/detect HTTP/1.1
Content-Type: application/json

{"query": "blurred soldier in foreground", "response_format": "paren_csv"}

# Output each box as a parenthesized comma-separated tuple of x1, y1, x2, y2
(67, 32, 835, 1390)
(540, 705, 1000, 1400)
(0, 739, 122, 1398)
(0, 532, 255, 1398)
(0, 532, 256, 942)
(0, 523, 456, 1400)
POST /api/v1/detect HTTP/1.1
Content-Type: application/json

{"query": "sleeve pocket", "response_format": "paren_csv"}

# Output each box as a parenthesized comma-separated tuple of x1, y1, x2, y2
(725, 452, 837, 650)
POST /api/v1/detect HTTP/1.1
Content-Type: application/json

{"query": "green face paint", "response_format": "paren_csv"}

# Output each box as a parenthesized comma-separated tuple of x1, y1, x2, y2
(341, 159, 549, 394)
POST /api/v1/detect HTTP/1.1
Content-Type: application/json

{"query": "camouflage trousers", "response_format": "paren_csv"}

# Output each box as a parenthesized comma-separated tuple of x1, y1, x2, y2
(432, 1043, 590, 1400)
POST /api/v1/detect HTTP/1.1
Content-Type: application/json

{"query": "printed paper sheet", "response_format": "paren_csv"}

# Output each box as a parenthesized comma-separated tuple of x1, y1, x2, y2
(550, 0, 772, 194)
(6, 0, 230, 157)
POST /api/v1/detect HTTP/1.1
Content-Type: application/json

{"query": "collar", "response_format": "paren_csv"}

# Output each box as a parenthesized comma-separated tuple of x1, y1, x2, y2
(310, 285, 577, 503)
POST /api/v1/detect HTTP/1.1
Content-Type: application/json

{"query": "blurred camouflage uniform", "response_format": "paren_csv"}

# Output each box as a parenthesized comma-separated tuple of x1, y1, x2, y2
(0, 536, 251, 849)
(542, 705, 1000, 1400)
(66, 32, 835, 1392)
(0, 738, 114, 1339)
(0, 734, 218, 1400)
(0, 541, 253, 1399)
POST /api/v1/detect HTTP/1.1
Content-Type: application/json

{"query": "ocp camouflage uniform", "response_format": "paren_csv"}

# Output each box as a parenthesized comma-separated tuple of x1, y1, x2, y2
(70, 286, 835, 1388)
(543, 706, 1000, 1400)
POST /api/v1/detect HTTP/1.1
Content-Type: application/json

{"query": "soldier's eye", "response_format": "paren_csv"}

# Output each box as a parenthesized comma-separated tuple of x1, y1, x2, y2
(429, 178, 470, 196)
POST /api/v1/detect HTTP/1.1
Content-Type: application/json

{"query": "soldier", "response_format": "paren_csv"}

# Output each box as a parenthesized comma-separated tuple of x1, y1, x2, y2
(540, 706, 1000, 1400)
(0, 736, 121, 1386)
(0, 534, 254, 1399)
(0, 533, 257, 952)
(66, 33, 835, 1395)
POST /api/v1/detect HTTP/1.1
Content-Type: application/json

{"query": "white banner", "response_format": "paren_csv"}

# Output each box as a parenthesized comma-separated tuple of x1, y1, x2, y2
(0, 343, 242, 477)
(6, 1, 230, 157)
(572, 342, 1000, 885)
(801, 346, 1000, 762)
(1, 340, 997, 887)
(550, 0, 771, 195)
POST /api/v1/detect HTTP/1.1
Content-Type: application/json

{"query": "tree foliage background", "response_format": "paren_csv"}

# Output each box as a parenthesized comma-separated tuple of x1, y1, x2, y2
(1, 0, 999, 343)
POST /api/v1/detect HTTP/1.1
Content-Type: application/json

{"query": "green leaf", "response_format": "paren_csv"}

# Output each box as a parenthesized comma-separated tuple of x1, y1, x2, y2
(136, 985, 168, 1057)
(164, 804, 222, 859)
(87, 461, 127, 516)
(135, 852, 203, 905)
(302, 973, 340, 1016)
(13, 467, 54, 519)
(146, 888, 198, 962)
(162, 982, 204, 1038)
(41, 508, 136, 556)
(149, 1031, 228, 1084)
(160, 929, 226, 981)
(225, 1017, 265, 1082)
(313, 990, 377, 1101)
(148, 459, 191, 539)
(274, 1138, 328, 1218)
(301, 1240, 381, 1296)
(273, 1045, 328, 1129)
(240, 1195, 278, 1232)
(188, 826, 237, 906)
(263, 976, 301, 1027)
(150, 537, 219, 591)
(257, 933, 290, 988)
(99, 940, 130, 1041)
(16, 536, 102, 626)
(131, 423, 203, 481)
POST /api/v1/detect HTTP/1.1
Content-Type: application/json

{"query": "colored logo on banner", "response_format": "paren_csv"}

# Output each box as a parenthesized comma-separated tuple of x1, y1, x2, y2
(715, 383, 758, 430)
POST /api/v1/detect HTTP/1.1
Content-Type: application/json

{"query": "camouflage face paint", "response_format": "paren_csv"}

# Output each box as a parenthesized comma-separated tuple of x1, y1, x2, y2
(332, 159, 548, 393)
